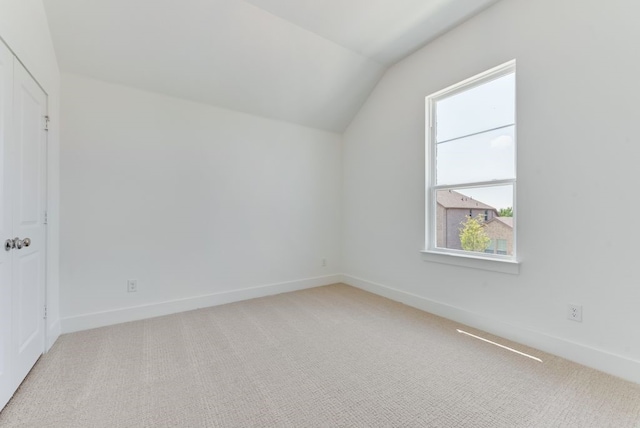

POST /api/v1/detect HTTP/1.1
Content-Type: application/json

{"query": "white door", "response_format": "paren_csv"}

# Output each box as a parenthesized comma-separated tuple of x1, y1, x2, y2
(0, 38, 15, 411)
(12, 58, 47, 390)
(0, 42, 48, 410)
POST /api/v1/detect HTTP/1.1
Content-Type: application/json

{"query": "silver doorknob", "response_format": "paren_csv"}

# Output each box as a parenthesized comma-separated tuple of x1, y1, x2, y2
(4, 237, 31, 251)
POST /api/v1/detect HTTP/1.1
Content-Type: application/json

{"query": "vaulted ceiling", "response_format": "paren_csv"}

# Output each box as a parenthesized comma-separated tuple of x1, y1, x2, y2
(44, 0, 499, 132)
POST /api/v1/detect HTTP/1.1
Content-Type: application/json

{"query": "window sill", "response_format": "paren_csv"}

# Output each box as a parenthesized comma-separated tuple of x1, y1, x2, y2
(420, 250, 520, 275)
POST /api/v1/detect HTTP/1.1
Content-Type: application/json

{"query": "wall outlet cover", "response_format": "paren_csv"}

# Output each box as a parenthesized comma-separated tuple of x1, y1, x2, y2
(568, 304, 582, 322)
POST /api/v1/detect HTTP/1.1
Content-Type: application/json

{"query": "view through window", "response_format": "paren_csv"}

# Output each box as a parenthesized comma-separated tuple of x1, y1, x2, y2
(427, 61, 516, 259)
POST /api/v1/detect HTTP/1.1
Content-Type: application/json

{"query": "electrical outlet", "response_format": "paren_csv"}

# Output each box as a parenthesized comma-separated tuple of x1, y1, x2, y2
(127, 279, 138, 293)
(321, 258, 327, 267)
(567, 304, 582, 322)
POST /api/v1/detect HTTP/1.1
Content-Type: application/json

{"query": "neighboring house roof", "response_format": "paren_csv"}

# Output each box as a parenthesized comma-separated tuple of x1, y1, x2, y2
(436, 190, 497, 211)
(485, 217, 514, 228)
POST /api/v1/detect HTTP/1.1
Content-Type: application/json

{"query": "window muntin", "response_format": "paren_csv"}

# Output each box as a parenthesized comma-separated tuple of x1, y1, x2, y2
(436, 125, 515, 185)
(427, 61, 516, 261)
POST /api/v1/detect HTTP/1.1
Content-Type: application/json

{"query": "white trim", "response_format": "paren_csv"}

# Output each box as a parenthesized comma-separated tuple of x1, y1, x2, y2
(433, 178, 515, 191)
(46, 320, 60, 351)
(43, 94, 49, 356)
(421, 249, 520, 274)
(425, 59, 518, 268)
(341, 274, 640, 385)
(429, 59, 516, 100)
(61, 275, 342, 333)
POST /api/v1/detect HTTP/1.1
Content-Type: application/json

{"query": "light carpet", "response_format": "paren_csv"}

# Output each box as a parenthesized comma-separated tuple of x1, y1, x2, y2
(1, 284, 639, 427)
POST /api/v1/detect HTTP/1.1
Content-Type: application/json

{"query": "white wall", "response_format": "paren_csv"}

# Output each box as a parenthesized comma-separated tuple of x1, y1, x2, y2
(342, 0, 640, 383)
(60, 74, 342, 331)
(8, 0, 638, 385)
(0, 0, 61, 349)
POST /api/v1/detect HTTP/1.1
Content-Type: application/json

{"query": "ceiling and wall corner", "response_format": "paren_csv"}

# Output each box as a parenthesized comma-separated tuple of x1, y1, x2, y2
(46, 0, 503, 334)
(340, 0, 640, 383)
(59, 73, 344, 331)
(43, 0, 499, 132)
(4, 0, 640, 389)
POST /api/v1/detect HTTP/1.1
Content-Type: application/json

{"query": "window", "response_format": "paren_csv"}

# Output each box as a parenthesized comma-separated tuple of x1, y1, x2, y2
(425, 60, 517, 266)
(485, 239, 495, 254)
(483, 238, 508, 255)
(496, 239, 508, 255)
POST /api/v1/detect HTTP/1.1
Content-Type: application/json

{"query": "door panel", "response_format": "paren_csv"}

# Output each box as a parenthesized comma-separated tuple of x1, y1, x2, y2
(0, 39, 14, 411)
(18, 253, 40, 352)
(12, 60, 47, 390)
(17, 81, 42, 225)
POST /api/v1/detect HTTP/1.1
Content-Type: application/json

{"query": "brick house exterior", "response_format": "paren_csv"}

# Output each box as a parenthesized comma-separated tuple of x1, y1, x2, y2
(482, 217, 514, 255)
(436, 190, 513, 255)
(436, 190, 498, 251)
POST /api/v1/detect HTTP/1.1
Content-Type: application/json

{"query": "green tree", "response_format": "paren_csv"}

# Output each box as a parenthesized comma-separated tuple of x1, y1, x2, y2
(499, 207, 513, 217)
(459, 214, 491, 252)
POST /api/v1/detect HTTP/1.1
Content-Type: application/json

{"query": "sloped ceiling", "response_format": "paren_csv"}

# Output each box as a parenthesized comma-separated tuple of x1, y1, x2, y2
(44, 0, 498, 132)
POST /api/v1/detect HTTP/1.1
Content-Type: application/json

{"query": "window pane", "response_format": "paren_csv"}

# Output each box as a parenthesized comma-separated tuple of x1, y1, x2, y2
(485, 239, 495, 254)
(436, 126, 515, 185)
(497, 239, 508, 255)
(436, 72, 515, 143)
(435, 185, 513, 255)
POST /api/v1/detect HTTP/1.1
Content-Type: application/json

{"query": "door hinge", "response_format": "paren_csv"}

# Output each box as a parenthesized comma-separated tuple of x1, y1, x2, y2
(44, 210, 48, 225)
(44, 305, 47, 320)
(44, 115, 50, 131)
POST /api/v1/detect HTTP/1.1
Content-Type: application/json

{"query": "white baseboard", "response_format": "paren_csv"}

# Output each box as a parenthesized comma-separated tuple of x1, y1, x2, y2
(62, 274, 342, 334)
(341, 274, 640, 385)
(46, 319, 61, 351)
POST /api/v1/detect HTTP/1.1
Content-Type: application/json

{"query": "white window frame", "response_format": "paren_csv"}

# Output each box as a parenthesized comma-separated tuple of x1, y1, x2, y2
(421, 60, 520, 275)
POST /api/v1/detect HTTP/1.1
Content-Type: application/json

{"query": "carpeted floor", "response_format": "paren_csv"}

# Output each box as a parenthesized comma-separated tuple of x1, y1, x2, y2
(1, 283, 639, 427)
